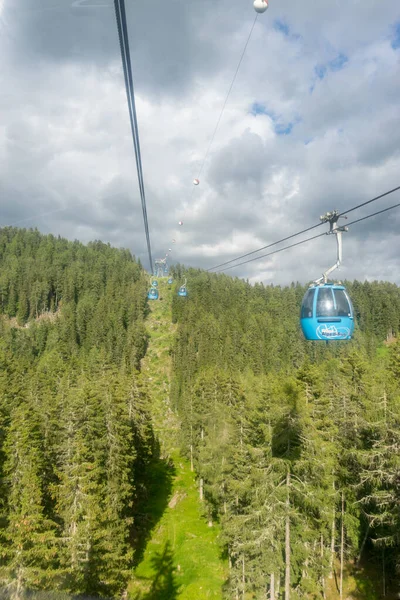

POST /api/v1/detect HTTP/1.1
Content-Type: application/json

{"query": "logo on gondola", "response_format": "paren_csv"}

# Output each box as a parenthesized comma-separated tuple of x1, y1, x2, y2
(316, 325, 350, 340)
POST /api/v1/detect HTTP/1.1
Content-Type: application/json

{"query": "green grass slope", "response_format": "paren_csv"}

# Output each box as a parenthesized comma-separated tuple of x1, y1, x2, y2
(326, 559, 397, 600)
(129, 279, 227, 599)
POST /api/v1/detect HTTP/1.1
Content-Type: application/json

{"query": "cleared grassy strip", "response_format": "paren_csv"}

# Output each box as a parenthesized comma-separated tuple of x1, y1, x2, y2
(130, 451, 226, 599)
(129, 279, 227, 599)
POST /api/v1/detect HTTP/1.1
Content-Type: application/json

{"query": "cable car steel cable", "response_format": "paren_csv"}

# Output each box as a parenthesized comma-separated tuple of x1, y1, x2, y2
(179, 2, 267, 234)
(345, 200, 400, 229)
(173, 4, 269, 256)
(214, 231, 327, 272)
(213, 200, 400, 273)
(340, 185, 400, 217)
(193, 13, 260, 187)
(115, 0, 152, 269)
(207, 221, 324, 272)
(207, 185, 400, 272)
(112, 0, 397, 283)
(114, 0, 154, 273)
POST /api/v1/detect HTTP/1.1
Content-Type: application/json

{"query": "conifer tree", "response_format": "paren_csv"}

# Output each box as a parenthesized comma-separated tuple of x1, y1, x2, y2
(55, 379, 107, 596)
(0, 402, 58, 597)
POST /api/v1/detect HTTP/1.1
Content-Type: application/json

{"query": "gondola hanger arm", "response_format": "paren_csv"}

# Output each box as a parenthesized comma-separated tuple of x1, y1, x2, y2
(315, 210, 348, 284)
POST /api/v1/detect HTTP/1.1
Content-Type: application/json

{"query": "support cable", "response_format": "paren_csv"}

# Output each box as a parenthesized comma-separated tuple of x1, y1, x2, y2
(339, 185, 400, 217)
(207, 185, 400, 272)
(194, 14, 259, 183)
(214, 200, 400, 273)
(206, 221, 324, 271)
(214, 232, 327, 273)
(345, 201, 400, 228)
(114, 0, 153, 273)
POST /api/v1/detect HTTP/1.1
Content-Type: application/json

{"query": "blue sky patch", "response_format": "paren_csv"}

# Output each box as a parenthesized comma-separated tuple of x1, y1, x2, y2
(251, 102, 269, 117)
(392, 22, 400, 49)
(250, 103, 298, 136)
(311, 53, 348, 94)
(275, 122, 293, 135)
(274, 19, 290, 36)
(273, 19, 302, 42)
(329, 53, 349, 71)
(315, 54, 348, 80)
(315, 64, 327, 80)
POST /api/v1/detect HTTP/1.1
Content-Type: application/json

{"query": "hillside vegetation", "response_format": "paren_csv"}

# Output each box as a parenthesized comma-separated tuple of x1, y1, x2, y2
(0, 228, 152, 597)
(0, 228, 400, 599)
(170, 267, 400, 598)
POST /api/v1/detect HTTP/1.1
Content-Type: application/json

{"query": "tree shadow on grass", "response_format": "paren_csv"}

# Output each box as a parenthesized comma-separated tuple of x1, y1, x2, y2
(132, 542, 180, 600)
(331, 553, 399, 600)
(132, 441, 176, 566)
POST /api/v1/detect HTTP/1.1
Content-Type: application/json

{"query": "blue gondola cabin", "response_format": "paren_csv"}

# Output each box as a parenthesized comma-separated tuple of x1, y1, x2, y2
(148, 288, 159, 300)
(300, 283, 354, 341)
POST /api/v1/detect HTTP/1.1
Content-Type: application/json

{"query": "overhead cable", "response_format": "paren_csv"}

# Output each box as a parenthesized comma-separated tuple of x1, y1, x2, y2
(114, 0, 153, 273)
(194, 14, 259, 183)
(206, 221, 324, 271)
(339, 185, 400, 217)
(214, 232, 327, 273)
(345, 201, 400, 228)
(214, 200, 400, 273)
(208, 184, 400, 272)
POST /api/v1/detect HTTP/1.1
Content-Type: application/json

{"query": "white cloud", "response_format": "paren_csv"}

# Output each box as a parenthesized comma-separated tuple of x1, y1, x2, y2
(0, 0, 399, 285)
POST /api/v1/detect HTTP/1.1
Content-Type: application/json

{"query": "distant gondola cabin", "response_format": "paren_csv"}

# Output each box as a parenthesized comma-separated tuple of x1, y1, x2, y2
(148, 288, 159, 301)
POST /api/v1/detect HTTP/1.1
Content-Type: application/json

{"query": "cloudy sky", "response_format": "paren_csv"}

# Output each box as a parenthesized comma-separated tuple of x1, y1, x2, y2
(1, 0, 399, 285)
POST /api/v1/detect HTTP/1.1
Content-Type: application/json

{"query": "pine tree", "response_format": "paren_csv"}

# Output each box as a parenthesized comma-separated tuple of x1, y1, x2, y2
(0, 402, 58, 597)
(55, 378, 107, 596)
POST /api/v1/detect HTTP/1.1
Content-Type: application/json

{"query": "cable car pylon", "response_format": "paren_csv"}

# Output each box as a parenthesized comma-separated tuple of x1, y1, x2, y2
(154, 258, 170, 278)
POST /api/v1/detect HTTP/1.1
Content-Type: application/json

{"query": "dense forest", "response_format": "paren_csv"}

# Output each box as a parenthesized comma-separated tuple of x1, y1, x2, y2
(1, 227, 400, 599)
(0, 228, 154, 598)
(170, 267, 400, 598)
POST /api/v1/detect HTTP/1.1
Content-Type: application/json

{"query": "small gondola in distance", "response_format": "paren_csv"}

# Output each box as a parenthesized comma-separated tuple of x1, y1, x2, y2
(148, 287, 159, 301)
